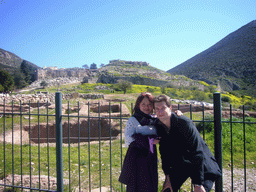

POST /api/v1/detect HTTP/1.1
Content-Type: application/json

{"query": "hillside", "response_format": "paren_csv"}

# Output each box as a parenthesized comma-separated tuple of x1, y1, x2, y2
(167, 20, 256, 95)
(99, 60, 170, 81)
(0, 48, 40, 73)
(97, 60, 208, 90)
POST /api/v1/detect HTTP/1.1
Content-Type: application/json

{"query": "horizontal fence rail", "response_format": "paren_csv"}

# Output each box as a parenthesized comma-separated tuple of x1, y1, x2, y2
(0, 92, 255, 192)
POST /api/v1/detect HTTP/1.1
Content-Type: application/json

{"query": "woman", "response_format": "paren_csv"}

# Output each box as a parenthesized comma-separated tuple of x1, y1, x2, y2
(119, 92, 159, 192)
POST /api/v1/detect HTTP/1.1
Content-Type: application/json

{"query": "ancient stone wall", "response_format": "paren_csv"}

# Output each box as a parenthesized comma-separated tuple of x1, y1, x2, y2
(23, 118, 121, 143)
(37, 67, 90, 80)
(109, 59, 150, 67)
(21, 101, 130, 143)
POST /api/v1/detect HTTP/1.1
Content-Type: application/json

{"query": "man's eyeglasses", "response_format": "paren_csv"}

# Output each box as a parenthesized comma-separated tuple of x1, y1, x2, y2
(154, 106, 168, 113)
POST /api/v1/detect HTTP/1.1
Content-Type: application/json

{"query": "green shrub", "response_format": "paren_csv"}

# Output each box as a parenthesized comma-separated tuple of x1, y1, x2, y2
(222, 96, 231, 103)
(192, 90, 208, 101)
(196, 115, 214, 133)
(146, 87, 155, 93)
(160, 85, 166, 94)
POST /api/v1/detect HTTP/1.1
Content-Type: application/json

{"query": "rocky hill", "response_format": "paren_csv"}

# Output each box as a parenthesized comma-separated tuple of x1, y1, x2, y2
(167, 20, 256, 95)
(0, 48, 40, 73)
(25, 60, 207, 91)
(97, 60, 207, 90)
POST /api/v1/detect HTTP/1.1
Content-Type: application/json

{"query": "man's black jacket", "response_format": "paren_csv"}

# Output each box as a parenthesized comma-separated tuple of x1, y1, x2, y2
(155, 113, 221, 185)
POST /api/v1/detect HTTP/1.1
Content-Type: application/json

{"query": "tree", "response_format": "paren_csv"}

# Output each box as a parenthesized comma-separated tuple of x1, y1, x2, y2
(0, 84, 4, 92)
(100, 63, 105, 68)
(117, 79, 133, 94)
(20, 60, 31, 83)
(82, 64, 89, 69)
(20, 60, 37, 84)
(0, 70, 14, 92)
(40, 80, 48, 89)
(13, 71, 28, 89)
(90, 63, 97, 69)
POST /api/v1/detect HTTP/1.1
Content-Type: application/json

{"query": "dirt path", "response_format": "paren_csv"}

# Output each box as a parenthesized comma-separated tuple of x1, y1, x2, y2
(0, 129, 30, 145)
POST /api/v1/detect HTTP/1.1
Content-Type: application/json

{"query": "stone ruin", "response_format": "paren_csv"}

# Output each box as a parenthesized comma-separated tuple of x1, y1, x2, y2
(0, 94, 131, 144)
(36, 67, 90, 81)
(0, 93, 104, 104)
(109, 59, 150, 67)
(22, 100, 131, 143)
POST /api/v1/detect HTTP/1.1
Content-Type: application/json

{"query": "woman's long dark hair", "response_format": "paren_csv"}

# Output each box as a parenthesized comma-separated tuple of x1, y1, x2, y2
(133, 92, 154, 114)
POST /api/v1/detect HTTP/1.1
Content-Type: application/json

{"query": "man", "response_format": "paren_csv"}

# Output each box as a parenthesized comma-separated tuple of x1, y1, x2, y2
(153, 95, 221, 192)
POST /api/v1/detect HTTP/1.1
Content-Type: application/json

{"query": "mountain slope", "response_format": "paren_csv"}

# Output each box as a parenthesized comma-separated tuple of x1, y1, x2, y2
(167, 20, 256, 93)
(0, 48, 40, 73)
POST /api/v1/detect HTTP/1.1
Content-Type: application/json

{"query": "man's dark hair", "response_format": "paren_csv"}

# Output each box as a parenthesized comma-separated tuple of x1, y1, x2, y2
(153, 94, 172, 107)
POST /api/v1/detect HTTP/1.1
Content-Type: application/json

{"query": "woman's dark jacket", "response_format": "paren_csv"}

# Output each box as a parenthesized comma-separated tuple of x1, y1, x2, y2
(155, 113, 221, 185)
(119, 109, 158, 192)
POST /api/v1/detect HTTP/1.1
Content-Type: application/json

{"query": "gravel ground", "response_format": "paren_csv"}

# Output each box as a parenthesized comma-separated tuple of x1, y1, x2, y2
(158, 167, 256, 192)
(0, 168, 255, 191)
(221, 168, 256, 192)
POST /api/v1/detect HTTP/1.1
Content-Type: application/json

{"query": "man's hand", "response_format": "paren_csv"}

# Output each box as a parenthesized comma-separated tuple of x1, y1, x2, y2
(161, 175, 173, 192)
(153, 137, 161, 145)
(162, 183, 173, 192)
(175, 110, 183, 116)
(153, 139, 160, 145)
(194, 185, 206, 192)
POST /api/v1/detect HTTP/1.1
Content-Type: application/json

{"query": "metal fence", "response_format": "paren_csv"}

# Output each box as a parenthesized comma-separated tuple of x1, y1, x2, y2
(0, 92, 255, 192)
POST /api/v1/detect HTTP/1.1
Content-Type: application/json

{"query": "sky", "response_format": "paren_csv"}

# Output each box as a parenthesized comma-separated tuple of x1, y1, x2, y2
(0, 0, 255, 71)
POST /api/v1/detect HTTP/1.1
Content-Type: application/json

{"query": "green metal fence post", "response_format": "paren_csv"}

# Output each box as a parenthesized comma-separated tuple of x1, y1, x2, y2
(213, 92, 223, 192)
(55, 92, 63, 192)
